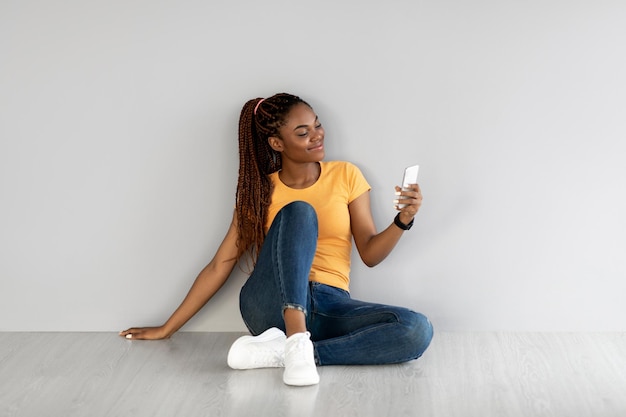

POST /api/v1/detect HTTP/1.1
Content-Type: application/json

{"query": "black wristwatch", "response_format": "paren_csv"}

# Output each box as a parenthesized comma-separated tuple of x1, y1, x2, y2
(394, 213, 414, 230)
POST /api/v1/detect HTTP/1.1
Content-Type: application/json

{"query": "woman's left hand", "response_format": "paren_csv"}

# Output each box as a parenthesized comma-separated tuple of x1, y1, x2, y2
(394, 183, 422, 224)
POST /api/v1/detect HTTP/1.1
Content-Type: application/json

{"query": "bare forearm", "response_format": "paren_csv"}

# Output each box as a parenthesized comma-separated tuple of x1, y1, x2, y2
(162, 262, 233, 336)
(350, 185, 421, 268)
(359, 221, 406, 267)
(120, 214, 240, 340)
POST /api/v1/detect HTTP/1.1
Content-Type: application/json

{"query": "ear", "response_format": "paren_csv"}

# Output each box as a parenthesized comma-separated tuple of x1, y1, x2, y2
(268, 136, 284, 152)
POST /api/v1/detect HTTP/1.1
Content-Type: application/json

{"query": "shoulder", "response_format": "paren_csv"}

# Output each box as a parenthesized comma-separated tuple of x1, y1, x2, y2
(322, 160, 363, 175)
(322, 161, 370, 196)
(267, 169, 280, 186)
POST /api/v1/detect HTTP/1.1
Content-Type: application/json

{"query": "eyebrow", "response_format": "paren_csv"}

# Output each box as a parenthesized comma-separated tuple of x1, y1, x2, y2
(293, 116, 319, 131)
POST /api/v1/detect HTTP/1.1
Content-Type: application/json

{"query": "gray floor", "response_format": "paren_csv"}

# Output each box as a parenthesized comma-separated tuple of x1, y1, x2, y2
(1, 332, 625, 417)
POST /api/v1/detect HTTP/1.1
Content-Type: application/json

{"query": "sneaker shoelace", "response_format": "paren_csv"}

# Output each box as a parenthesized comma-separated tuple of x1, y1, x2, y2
(252, 346, 284, 367)
(288, 332, 312, 361)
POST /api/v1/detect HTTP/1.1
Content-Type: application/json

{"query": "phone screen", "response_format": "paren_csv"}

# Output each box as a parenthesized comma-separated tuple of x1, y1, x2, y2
(402, 165, 419, 190)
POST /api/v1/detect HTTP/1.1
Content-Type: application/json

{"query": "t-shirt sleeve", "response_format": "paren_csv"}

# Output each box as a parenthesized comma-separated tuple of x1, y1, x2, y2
(346, 162, 371, 203)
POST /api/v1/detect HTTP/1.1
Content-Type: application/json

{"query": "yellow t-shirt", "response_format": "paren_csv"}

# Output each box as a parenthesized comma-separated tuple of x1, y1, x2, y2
(266, 161, 371, 291)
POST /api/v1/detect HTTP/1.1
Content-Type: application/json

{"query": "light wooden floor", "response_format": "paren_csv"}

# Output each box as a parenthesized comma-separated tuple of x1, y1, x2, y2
(1, 332, 625, 417)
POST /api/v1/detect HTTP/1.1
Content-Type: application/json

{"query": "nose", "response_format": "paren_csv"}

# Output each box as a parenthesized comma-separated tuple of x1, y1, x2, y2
(312, 129, 323, 142)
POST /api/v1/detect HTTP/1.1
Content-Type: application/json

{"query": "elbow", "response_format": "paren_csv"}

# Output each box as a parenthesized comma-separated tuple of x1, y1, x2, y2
(358, 247, 385, 268)
(356, 238, 390, 267)
(362, 256, 382, 268)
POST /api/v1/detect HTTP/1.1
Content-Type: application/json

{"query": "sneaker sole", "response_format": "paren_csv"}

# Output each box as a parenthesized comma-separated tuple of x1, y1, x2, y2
(283, 372, 320, 386)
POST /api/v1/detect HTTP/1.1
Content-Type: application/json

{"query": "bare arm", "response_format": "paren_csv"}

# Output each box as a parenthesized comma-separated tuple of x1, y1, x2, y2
(119, 212, 240, 340)
(349, 184, 422, 267)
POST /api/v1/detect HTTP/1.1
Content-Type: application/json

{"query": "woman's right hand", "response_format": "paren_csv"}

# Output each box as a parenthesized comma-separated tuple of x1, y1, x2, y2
(119, 326, 170, 340)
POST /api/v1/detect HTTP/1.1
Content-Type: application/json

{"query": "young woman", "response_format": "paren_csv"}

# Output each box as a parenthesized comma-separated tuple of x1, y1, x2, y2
(120, 93, 433, 386)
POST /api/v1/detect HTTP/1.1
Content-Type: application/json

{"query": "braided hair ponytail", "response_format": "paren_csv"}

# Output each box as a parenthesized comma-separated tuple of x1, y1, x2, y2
(235, 93, 310, 263)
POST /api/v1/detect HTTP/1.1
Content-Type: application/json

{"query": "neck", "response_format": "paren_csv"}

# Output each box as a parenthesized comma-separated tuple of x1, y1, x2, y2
(279, 162, 321, 189)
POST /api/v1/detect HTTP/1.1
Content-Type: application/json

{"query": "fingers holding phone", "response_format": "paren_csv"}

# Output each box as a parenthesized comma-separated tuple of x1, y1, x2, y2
(394, 183, 422, 215)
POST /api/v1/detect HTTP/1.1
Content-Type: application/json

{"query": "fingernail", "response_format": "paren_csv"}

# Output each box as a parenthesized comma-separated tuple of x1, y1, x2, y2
(125, 334, 133, 339)
(393, 200, 399, 204)
(394, 191, 401, 195)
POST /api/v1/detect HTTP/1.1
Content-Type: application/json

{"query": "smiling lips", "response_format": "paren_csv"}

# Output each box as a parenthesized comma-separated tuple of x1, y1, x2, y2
(309, 141, 324, 151)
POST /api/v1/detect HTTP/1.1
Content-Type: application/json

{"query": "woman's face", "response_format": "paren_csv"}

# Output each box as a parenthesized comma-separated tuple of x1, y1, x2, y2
(269, 103, 325, 163)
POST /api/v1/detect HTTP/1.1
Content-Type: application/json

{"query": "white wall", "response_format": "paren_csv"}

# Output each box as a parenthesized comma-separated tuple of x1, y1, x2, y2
(1, 0, 625, 332)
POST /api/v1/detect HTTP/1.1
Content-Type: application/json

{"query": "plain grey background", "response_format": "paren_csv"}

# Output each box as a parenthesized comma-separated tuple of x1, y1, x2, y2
(1, 0, 625, 332)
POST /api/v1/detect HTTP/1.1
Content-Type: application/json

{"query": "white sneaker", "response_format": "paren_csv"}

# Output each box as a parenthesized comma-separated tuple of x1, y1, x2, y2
(227, 327, 286, 369)
(283, 332, 319, 386)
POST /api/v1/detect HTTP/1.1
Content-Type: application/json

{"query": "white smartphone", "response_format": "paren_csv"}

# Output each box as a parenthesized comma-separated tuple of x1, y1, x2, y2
(398, 164, 419, 208)
(402, 164, 419, 190)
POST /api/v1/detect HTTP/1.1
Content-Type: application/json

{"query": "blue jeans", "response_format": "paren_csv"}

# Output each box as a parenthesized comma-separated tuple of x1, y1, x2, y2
(239, 201, 433, 366)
